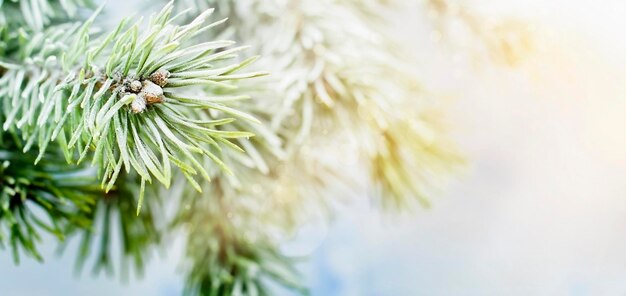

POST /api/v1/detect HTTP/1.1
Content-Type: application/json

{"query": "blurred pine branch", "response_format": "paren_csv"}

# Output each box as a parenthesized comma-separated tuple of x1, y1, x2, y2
(0, 0, 465, 294)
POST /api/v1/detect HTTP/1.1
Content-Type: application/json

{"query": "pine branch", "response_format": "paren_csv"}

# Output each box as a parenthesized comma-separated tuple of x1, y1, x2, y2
(175, 179, 306, 296)
(0, 0, 93, 30)
(370, 111, 462, 210)
(0, 132, 100, 263)
(150, 77, 310, 293)
(72, 172, 163, 278)
(207, 0, 462, 209)
(0, 3, 265, 207)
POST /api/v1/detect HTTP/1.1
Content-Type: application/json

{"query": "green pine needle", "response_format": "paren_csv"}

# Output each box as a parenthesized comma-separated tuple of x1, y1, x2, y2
(0, 0, 94, 30)
(0, 134, 100, 263)
(0, 2, 264, 205)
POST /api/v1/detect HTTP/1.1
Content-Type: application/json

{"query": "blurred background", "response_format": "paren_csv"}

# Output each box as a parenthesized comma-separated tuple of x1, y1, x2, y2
(4, 0, 626, 295)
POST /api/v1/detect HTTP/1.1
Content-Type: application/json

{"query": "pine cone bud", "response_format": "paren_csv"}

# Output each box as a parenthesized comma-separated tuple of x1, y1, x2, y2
(131, 95, 147, 113)
(129, 80, 142, 93)
(149, 68, 170, 87)
(140, 80, 165, 104)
